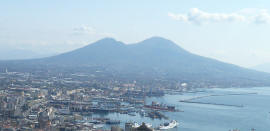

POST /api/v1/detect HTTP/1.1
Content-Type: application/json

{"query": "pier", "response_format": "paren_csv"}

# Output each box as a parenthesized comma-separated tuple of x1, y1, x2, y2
(179, 92, 257, 101)
(178, 92, 257, 108)
(179, 100, 244, 108)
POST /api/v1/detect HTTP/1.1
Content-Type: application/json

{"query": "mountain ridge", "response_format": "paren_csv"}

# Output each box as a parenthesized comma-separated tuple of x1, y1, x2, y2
(1, 36, 270, 87)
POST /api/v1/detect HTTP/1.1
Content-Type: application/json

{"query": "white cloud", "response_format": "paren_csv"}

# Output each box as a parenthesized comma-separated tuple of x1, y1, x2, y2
(72, 25, 97, 35)
(72, 25, 115, 37)
(169, 8, 270, 25)
(253, 10, 270, 24)
(168, 13, 188, 22)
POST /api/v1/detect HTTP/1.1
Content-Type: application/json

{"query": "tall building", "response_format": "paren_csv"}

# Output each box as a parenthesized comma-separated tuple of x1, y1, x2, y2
(111, 126, 123, 131)
(125, 122, 133, 131)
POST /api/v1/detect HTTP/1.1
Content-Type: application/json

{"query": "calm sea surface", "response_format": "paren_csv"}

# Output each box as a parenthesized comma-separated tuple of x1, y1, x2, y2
(92, 87, 270, 131)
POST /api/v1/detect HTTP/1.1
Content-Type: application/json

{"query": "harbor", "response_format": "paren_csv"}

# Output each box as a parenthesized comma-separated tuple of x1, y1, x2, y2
(86, 87, 270, 131)
(0, 69, 269, 131)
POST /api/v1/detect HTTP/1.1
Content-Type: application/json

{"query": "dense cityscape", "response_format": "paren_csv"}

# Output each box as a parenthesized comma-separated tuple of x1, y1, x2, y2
(0, 67, 261, 131)
(0, 68, 188, 131)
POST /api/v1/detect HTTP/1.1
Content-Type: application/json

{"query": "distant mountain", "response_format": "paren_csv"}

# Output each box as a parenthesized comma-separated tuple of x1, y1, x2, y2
(0, 48, 54, 60)
(1, 37, 270, 87)
(252, 63, 270, 73)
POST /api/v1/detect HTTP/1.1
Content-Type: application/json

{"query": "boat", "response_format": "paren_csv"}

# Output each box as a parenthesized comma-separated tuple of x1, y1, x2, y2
(159, 120, 179, 130)
(89, 120, 101, 124)
(128, 112, 136, 116)
(81, 112, 93, 116)
(133, 122, 140, 128)
(105, 120, 120, 124)
(93, 124, 104, 129)
(83, 122, 93, 127)
(133, 122, 152, 128)
(145, 123, 152, 128)
(139, 110, 147, 116)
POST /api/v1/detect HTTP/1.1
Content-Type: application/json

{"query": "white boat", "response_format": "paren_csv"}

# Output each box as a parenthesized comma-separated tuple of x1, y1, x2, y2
(83, 122, 93, 127)
(133, 122, 152, 128)
(133, 122, 140, 128)
(159, 120, 179, 130)
(93, 124, 104, 129)
(145, 123, 152, 128)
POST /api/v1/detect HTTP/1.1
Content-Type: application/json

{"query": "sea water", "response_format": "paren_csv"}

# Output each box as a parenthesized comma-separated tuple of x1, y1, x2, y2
(92, 87, 270, 131)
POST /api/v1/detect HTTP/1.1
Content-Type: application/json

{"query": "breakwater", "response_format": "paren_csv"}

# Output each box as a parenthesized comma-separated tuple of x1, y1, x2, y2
(179, 92, 257, 108)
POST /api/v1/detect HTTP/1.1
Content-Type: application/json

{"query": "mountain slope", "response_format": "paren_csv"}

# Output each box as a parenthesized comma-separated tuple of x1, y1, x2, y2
(0, 48, 52, 60)
(252, 63, 270, 73)
(43, 38, 130, 65)
(1, 37, 270, 87)
(43, 37, 270, 82)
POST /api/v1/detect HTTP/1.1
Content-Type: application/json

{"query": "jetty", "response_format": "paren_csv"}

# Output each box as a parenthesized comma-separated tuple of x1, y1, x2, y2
(179, 100, 244, 108)
(178, 93, 257, 108)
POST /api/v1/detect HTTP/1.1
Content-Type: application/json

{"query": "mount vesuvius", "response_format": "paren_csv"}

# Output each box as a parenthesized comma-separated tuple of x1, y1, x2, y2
(1, 37, 270, 87)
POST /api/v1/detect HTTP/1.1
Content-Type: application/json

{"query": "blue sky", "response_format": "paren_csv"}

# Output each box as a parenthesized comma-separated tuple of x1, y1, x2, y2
(1, 0, 270, 67)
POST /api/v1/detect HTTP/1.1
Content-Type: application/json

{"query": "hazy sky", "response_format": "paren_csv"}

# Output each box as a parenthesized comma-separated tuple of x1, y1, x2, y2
(1, 0, 270, 67)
